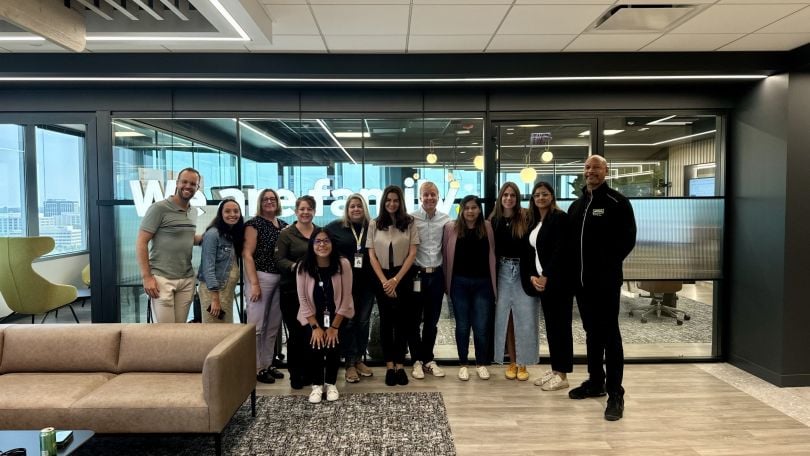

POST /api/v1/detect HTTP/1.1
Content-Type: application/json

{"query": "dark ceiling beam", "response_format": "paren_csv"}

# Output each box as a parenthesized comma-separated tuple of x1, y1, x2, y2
(0, 51, 793, 82)
(0, 0, 86, 52)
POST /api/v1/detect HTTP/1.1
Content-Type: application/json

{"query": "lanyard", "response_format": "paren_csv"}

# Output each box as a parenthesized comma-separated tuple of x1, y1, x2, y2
(351, 224, 365, 252)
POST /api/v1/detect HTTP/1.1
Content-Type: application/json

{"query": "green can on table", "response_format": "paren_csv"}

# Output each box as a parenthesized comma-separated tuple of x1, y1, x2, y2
(39, 427, 56, 456)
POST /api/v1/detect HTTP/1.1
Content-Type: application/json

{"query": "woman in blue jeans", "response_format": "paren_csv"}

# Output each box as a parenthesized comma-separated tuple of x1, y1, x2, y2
(490, 182, 538, 381)
(443, 195, 497, 381)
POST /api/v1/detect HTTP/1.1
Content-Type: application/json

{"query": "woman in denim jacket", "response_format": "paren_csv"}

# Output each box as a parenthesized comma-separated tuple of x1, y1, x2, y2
(197, 198, 244, 323)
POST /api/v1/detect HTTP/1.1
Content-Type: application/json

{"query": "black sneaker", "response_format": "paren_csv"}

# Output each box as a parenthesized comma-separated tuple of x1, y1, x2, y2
(396, 368, 409, 386)
(268, 367, 285, 379)
(568, 380, 606, 399)
(256, 369, 276, 384)
(605, 394, 624, 421)
(385, 369, 397, 386)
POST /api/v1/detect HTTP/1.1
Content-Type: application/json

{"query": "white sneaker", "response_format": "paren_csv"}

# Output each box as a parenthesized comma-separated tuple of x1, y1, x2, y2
(540, 374, 570, 391)
(325, 383, 339, 401)
(412, 360, 425, 379)
(458, 366, 470, 381)
(476, 366, 490, 380)
(308, 385, 323, 404)
(534, 370, 555, 387)
(424, 361, 446, 377)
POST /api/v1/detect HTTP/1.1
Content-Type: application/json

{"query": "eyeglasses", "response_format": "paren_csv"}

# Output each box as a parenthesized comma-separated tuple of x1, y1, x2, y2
(262, 197, 278, 202)
(314, 239, 331, 245)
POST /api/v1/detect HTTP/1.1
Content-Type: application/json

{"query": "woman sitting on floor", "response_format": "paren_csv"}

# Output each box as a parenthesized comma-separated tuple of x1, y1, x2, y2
(297, 229, 355, 404)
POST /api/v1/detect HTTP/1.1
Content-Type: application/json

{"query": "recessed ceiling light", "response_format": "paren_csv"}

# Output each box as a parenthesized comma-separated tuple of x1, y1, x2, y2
(114, 131, 146, 138)
(456, 130, 471, 135)
(578, 130, 624, 137)
(334, 132, 371, 138)
(518, 124, 540, 128)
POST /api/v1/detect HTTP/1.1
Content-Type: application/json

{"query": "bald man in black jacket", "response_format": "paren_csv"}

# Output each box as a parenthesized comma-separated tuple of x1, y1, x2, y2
(567, 155, 636, 421)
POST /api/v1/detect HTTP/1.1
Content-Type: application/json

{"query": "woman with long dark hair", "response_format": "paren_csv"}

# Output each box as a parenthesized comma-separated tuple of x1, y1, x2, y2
(243, 189, 288, 384)
(366, 185, 419, 386)
(521, 181, 573, 391)
(490, 181, 536, 381)
(275, 195, 319, 389)
(442, 195, 497, 381)
(197, 197, 244, 324)
(324, 193, 375, 383)
(297, 229, 354, 403)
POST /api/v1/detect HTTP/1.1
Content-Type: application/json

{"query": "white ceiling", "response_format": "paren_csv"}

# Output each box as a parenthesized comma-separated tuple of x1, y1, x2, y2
(1, 0, 809, 53)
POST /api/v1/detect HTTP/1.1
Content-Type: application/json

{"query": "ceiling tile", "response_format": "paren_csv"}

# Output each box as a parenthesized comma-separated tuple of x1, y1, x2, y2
(309, 0, 410, 4)
(312, 5, 409, 35)
(487, 34, 575, 52)
(0, 41, 65, 52)
(718, 33, 810, 51)
(500, 5, 610, 35)
(413, 0, 513, 3)
(516, 0, 612, 4)
(615, 0, 715, 4)
(408, 35, 491, 52)
(325, 35, 406, 52)
(259, 0, 307, 4)
(672, 4, 805, 34)
(564, 33, 661, 51)
(642, 33, 744, 51)
(410, 5, 509, 35)
(161, 43, 251, 52)
(262, 5, 319, 35)
(246, 35, 327, 52)
(759, 5, 810, 33)
(716, 0, 810, 3)
(83, 43, 180, 52)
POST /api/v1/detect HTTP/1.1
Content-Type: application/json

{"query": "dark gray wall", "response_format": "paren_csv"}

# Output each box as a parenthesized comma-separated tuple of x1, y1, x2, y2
(782, 72, 810, 386)
(729, 72, 810, 386)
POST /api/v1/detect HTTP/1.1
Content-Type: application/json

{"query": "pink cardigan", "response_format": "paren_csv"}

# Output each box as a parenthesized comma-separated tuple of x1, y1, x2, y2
(296, 257, 355, 326)
(442, 221, 497, 295)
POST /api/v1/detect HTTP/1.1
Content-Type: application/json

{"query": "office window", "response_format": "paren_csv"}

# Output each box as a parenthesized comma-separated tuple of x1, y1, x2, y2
(0, 123, 87, 255)
(0, 124, 25, 237)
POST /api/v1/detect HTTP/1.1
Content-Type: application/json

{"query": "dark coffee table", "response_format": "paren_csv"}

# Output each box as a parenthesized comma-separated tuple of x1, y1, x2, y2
(0, 430, 94, 455)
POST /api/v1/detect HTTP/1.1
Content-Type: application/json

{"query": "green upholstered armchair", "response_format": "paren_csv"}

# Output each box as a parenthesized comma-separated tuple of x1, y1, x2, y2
(0, 236, 79, 324)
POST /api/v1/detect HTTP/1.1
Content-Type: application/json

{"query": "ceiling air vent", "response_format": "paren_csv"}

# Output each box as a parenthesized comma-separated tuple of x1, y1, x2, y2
(589, 4, 700, 33)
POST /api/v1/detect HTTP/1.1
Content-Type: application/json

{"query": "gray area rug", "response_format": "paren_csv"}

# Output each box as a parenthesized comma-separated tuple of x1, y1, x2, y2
(74, 392, 456, 456)
(434, 294, 712, 347)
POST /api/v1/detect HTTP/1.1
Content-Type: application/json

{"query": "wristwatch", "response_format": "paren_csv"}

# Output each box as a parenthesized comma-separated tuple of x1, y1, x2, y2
(310, 323, 319, 330)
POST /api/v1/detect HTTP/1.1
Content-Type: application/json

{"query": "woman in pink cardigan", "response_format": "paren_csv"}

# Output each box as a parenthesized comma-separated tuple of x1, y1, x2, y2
(442, 195, 497, 381)
(297, 229, 355, 404)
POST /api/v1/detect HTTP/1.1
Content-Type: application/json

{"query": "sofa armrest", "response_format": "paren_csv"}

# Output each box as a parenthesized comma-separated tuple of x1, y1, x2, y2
(202, 324, 256, 432)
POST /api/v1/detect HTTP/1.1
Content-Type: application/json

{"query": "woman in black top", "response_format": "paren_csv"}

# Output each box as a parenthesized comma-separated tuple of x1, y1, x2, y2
(521, 181, 573, 391)
(324, 193, 375, 383)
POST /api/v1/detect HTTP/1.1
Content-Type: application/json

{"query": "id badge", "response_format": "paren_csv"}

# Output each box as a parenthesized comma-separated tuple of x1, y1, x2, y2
(354, 253, 363, 268)
(324, 313, 331, 328)
(413, 277, 421, 292)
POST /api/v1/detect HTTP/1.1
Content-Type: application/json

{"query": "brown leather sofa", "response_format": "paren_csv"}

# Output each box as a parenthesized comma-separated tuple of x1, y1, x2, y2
(0, 323, 256, 455)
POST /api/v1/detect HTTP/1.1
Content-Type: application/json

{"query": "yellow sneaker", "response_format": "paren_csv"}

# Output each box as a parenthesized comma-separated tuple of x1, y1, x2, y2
(505, 363, 517, 380)
(517, 365, 529, 381)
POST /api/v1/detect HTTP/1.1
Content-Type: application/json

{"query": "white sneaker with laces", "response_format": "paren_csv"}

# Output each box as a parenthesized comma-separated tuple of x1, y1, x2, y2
(458, 366, 470, 381)
(412, 360, 425, 379)
(540, 374, 570, 391)
(534, 370, 555, 386)
(309, 385, 323, 404)
(424, 361, 446, 377)
(325, 383, 339, 401)
(476, 366, 490, 380)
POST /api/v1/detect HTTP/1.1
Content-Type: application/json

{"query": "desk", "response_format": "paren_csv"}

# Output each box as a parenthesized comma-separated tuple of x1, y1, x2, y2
(0, 430, 94, 455)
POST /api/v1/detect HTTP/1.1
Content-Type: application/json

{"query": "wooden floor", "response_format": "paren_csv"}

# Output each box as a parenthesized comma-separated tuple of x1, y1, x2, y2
(257, 363, 810, 455)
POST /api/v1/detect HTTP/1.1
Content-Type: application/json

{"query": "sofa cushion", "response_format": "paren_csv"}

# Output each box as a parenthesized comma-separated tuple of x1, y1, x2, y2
(70, 372, 210, 433)
(0, 325, 5, 367)
(0, 372, 114, 429)
(0, 324, 120, 374)
(117, 324, 242, 373)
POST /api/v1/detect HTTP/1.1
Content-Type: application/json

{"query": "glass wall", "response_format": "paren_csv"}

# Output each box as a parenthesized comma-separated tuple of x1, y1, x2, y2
(110, 112, 722, 361)
(0, 123, 87, 255)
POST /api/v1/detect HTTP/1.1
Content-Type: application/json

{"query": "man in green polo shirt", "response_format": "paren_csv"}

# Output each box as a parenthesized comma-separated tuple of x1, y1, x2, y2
(136, 167, 202, 323)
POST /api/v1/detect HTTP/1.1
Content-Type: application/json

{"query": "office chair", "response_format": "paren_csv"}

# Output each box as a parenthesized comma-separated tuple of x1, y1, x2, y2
(630, 280, 691, 325)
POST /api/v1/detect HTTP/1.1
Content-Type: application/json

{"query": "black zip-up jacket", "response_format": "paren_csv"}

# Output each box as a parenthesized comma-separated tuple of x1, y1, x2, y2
(519, 208, 571, 298)
(568, 183, 636, 289)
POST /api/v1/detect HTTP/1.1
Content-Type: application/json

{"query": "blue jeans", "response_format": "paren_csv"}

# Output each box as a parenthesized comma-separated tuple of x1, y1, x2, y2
(494, 259, 540, 366)
(451, 275, 494, 365)
(341, 277, 376, 364)
(409, 267, 445, 363)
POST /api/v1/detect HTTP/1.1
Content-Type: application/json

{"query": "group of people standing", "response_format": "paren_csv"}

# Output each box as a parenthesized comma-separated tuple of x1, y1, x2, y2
(136, 154, 636, 420)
